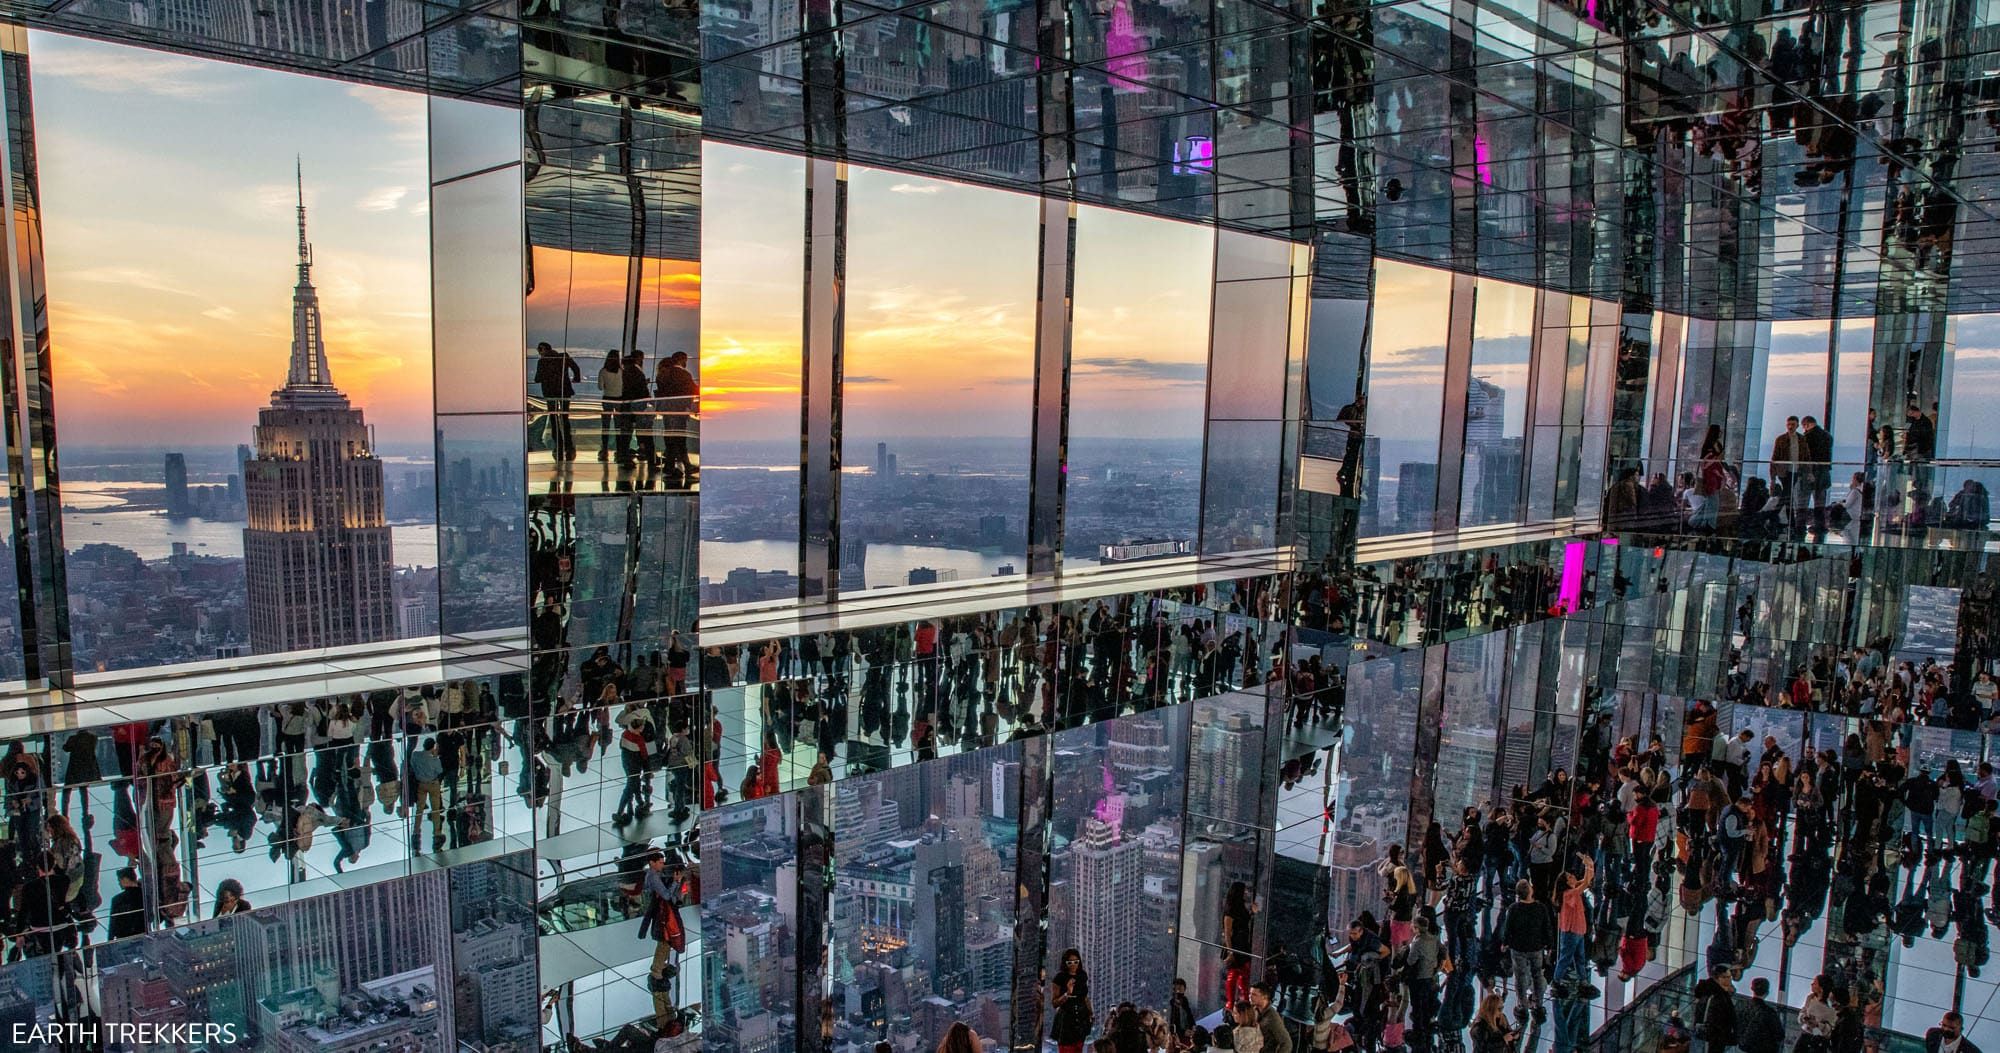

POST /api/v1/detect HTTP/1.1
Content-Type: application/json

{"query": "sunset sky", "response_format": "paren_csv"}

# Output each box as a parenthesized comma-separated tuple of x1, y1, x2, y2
(30, 28, 1289, 461)
(697, 142, 801, 450)
(1364, 259, 1455, 459)
(32, 30, 436, 449)
(842, 164, 1041, 444)
(697, 143, 1231, 449)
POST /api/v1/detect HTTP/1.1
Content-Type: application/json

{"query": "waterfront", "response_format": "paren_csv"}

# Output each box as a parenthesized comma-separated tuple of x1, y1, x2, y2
(701, 539, 1018, 587)
(59, 481, 437, 565)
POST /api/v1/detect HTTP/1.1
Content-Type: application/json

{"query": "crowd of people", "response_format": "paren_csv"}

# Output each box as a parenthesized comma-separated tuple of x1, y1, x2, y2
(0, 678, 525, 956)
(979, 619, 2000, 1053)
(13, 538, 2000, 1052)
(1605, 408, 1991, 543)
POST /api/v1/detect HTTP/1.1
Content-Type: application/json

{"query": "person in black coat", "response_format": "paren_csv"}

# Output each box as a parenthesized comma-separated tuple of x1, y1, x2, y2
(616, 350, 653, 466)
(1049, 948, 1092, 1053)
(106, 867, 147, 941)
(1736, 977, 1784, 1053)
(1692, 963, 1736, 1051)
(1926, 1012, 1984, 1053)
(534, 342, 582, 461)
(1168, 977, 1197, 1043)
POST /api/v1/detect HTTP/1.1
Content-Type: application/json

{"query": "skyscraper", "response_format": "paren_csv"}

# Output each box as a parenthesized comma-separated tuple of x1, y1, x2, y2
(1396, 461, 1439, 534)
(1187, 701, 1263, 826)
(242, 166, 396, 654)
(912, 836, 967, 994)
(1464, 376, 1506, 448)
(1069, 816, 1143, 1008)
(162, 452, 189, 517)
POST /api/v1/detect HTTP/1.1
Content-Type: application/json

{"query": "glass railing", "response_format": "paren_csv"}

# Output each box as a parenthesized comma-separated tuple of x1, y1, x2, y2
(1584, 959, 1931, 1053)
(527, 394, 698, 494)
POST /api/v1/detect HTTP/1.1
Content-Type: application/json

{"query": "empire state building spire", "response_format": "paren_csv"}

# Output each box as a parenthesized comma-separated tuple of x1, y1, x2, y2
(275, 160, 345, 408)
(244, 160, 392, 655)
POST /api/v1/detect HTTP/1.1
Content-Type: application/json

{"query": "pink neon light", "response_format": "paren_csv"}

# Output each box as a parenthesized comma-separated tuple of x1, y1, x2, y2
(1104, 0, 1150, 93)
(1557, 540, 1586, 614)
(1473, 133, 1493, 187)
(1189, 137, 1213, 170)
(1092, 759, 1125, 836)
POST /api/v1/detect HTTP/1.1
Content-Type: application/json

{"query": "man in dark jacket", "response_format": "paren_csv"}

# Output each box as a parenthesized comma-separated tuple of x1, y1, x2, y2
(1801, 414, 1833, 532)
(656, 350, 699, 487)
(1605, 466, 1645, 530)
(1692, 963, 1737, 1052)
(534, 342, 582, 461)
(1168, 977, 1197, 1043)
(616, 349, 652, 466)
(1947, 480, 1991, 530)
(1250, 983, 1294, 1053)
(1925, 1011, 1983, 1053)
(1502, 879, 1556, 1023)
(1904, 768, 1940, 847)
(107, 867, 147, 940)
(1771, 416, 1807, 530)
(1908, 403, 1938, 494)
(1736, 977, 1784, 1053)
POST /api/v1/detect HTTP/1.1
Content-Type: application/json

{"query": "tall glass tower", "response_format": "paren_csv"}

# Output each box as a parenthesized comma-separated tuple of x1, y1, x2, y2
(241, 169, 395, 653)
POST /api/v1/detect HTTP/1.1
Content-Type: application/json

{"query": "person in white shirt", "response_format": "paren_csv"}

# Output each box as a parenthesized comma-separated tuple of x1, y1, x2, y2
(597, 351, 622, 461)
(1796, 974, 1837, 1043)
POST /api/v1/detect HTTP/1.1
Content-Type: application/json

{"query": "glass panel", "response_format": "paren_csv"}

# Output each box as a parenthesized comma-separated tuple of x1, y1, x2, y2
(1361, 261, 1452, 537)
(829, 740, 1023, 1046)
(699, 143, 805, 604)
(1306, 296, 1369, 423)
(435, 169, 526, 415)
(1201, 420, 1283, 554)
(1215, 227, 1294, 282)
(1063, 205, 1213, 567)
(1329, 648, 1421, 939)
(91, 869, 461, 1045)
(1947, 315, 2000, 457)
(1180, 689, 1274, 1014)
(35, 32, 439, 671)
(1206, 277, 1291, 421)
(700, 795, 800, 1049)
(430, 95, 522, 182)
(1832, 317, 1876, 464)
(1754, 319, 1831, 459)
(841, 167, 1038, 591)
(440, 412, 525, 635)
(521, 243, 700, 487)
(448, 854, 542, 1048)
(1460, 279, 1533, 527)
(1436, 633, 1505, 821)
(1043, 708, 1189, 1011)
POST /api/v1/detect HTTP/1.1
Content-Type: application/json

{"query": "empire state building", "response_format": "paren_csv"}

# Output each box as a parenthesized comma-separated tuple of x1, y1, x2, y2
(243, 168, 395, 653)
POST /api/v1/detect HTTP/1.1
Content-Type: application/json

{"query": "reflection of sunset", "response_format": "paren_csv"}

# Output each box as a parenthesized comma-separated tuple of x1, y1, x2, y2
(700, 142, 803, 445)
(1367, 261, 1455, 380)
(529, 249, 700, 316)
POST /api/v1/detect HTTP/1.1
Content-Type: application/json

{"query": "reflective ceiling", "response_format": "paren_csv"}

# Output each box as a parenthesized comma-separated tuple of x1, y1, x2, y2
(33, 0, 2000, 316)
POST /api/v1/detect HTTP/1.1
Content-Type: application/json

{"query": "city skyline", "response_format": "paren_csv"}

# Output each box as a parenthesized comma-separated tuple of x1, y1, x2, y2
(33, 29, 435, 448)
